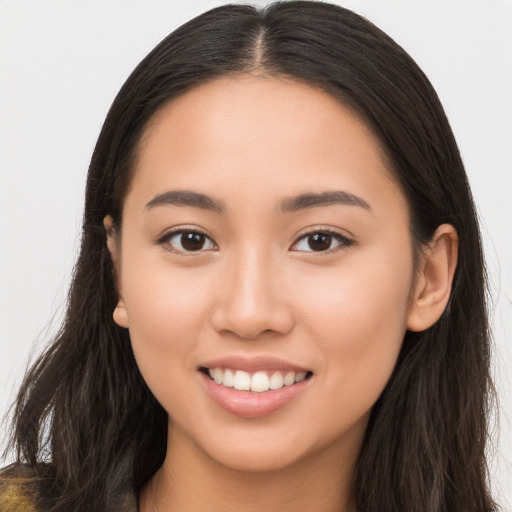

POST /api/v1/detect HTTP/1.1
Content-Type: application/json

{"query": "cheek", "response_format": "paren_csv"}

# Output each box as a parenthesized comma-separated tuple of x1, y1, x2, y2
(300, 242, 413, 329)
(297, 244, 413, 405)
(120, 255, 213, 395)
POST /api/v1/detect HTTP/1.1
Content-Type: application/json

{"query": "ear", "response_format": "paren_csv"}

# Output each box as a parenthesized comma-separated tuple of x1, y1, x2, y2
(407, 224, 458, 332)
(113, 299, 130, 329)
(104, 215, 129, 329)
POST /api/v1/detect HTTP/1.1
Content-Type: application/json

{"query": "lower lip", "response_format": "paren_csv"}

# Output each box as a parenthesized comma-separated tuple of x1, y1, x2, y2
(200, 372, 311, 418)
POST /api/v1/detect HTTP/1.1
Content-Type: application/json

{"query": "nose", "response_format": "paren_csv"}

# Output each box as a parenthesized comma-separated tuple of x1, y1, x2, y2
(210, 250, 295, 340)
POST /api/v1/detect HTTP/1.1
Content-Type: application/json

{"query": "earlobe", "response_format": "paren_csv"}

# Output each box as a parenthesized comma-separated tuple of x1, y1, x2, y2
(407, 224, 458, 332)
(103, 215, 129, 328)
(113, 299, 130, 328)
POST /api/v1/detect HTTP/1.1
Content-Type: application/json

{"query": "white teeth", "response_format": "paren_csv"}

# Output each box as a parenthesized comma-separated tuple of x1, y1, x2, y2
(295, 372, 307, 383)
(223, 369, 235, 388)
(283, 372, 295, 386)
(269, 372, 284, 390)
(207, 367, 310, 392)
(251, 371, 270, 393)
(233, 370, 251, 391)
(213, 368, 223, 385)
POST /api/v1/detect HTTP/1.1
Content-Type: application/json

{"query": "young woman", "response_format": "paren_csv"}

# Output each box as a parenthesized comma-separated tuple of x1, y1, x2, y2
(0, 1, 498, 511)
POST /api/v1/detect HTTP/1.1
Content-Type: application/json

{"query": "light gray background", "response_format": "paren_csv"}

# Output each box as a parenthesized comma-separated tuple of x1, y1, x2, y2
(1, 0, 511, 508)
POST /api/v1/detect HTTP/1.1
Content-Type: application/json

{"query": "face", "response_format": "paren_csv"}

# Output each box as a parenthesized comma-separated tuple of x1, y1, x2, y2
(110, 76, 417, 473)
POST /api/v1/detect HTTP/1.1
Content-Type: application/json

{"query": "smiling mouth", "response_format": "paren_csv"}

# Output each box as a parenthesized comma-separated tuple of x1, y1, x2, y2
(200, 367, 313, 393)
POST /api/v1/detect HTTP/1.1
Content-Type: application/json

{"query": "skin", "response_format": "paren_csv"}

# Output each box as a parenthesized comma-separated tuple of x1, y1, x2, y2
(105, 75, 458, 512)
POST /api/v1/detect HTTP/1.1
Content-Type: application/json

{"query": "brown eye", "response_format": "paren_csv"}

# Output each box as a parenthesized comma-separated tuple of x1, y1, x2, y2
(165, 230, 216, 252)
(292, 231, 352, 253)
(181, 232, 206, 251)
(307, 233, 332, 251)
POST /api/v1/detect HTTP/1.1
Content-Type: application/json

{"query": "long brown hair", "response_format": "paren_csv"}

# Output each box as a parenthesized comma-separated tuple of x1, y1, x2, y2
(4, 2, 497, 510)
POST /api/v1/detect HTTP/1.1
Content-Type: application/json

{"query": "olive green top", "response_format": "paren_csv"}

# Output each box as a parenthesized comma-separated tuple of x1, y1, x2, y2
(0, 464, 138, 511)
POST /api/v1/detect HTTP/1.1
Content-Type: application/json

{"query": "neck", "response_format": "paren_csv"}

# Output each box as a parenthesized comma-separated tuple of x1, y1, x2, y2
(140, 423, 361, 512)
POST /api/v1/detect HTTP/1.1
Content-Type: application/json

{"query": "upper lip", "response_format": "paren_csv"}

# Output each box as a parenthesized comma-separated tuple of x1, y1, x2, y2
(200, 355, 311, 374)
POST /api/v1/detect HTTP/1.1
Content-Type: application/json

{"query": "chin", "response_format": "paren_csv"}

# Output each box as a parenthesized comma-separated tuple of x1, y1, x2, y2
(204, 442, 309, 474)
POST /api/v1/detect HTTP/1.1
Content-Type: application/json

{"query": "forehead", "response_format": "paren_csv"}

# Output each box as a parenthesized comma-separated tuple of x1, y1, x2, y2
(126, 75, 405, 216)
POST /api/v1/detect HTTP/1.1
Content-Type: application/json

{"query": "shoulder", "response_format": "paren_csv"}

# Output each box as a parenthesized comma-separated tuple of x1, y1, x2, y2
(0, 463, 47, 512)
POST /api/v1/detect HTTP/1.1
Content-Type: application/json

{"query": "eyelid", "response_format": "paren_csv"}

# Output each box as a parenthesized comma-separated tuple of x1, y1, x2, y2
(155, 225, 354, 254)
(156, 226, 218, 253)
(290, 228, 354, 253)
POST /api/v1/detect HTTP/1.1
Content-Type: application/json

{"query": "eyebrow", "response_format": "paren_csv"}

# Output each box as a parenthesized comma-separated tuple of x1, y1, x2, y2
(279, 191, 371, 213)
(145, 190, 226, 213)
(145, 189, 371, 214)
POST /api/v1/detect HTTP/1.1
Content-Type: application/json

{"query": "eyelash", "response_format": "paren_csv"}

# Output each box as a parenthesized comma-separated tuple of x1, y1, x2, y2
(157, 228, 354, 255)
(156, 228, 217, 254)
(291, 229, 354, 253)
